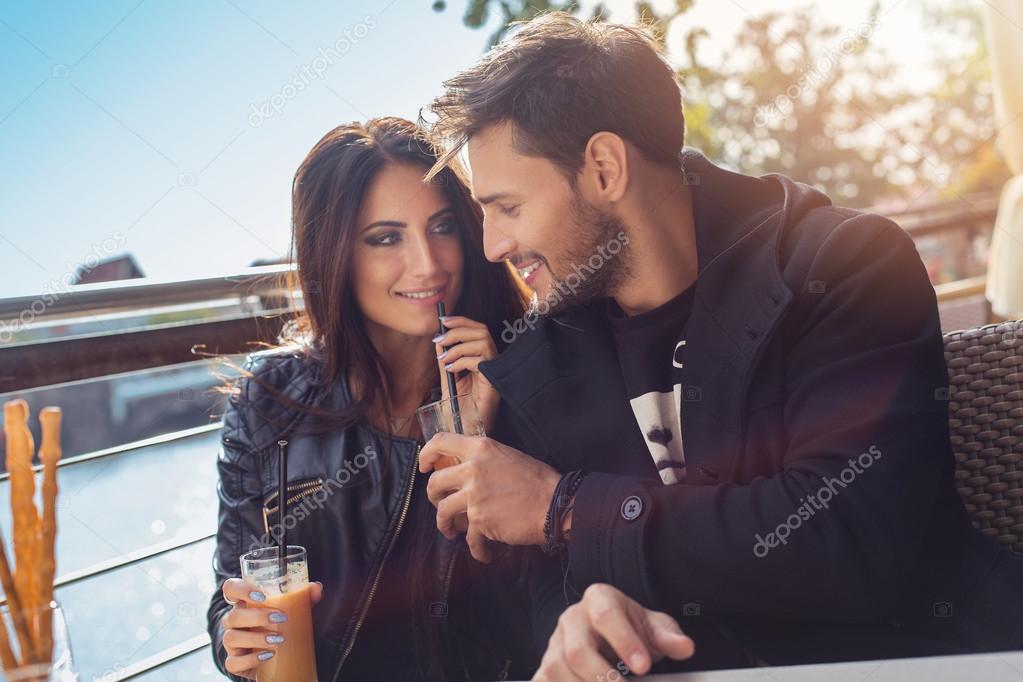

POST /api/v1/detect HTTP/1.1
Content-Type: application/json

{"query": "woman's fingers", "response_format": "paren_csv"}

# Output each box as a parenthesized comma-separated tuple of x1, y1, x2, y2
(435, 326, 492, 349)
(225, 650, 275, 677)
(309, 581, 324, 605)
(223, 627, 286, 651)
(439, 339, 494, 366)
(437, 315, 488, 330)
(223, 578, 265, 605)
(222, 605, 288, 630)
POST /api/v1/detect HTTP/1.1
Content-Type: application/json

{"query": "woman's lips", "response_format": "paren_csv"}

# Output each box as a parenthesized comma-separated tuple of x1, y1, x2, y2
(395, 283, 447, 307)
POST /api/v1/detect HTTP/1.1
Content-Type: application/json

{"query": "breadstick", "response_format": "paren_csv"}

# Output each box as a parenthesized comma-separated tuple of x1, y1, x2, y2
(0, 616, 18, 673)
(37, 407, 61, 663)
(4, 400, 40, 663)
(0, 568, 17, 672)
(0, 523, 32, 667)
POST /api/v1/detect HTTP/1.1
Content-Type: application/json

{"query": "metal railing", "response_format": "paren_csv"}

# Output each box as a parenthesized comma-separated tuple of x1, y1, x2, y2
(0, 425, 221, 679)
(0, 192, 1003, 392)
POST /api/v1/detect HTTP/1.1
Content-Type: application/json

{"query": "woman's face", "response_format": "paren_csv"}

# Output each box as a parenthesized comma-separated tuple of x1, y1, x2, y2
(352, 163, 464, 341)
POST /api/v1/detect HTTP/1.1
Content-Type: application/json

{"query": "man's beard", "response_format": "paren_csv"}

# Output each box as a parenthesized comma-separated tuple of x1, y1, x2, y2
(530, 194, 631, 318)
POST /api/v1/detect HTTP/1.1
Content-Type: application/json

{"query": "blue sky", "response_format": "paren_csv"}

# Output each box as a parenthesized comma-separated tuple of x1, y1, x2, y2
(0, 0, 941, 298)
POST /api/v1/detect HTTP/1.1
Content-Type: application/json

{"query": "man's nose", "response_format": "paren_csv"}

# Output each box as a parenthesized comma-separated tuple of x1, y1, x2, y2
(483, 216, 517, 263)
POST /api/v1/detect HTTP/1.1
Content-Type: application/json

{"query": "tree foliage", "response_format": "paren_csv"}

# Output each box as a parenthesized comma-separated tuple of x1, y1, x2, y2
(435, 0, 1007, 208)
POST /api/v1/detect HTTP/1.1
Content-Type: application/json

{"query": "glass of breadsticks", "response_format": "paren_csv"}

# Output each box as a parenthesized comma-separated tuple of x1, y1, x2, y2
(1, 400, 76, 681)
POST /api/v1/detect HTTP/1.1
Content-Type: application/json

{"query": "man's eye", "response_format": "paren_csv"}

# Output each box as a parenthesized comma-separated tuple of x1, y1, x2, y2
(500, 205, 520, 217)
(367, 231, 400, 246)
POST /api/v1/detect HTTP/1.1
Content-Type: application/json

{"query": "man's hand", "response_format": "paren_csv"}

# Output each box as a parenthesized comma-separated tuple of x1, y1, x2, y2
(533, 584, 695, 682)
(419, 433, 560, 562)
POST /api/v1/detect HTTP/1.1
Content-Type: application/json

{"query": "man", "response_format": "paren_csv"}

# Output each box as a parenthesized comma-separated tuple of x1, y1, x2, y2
(421, 11, 1023, 680)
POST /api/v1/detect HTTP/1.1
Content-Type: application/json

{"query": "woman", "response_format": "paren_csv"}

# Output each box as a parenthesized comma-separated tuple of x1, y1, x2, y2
(205, 117, 532, 681)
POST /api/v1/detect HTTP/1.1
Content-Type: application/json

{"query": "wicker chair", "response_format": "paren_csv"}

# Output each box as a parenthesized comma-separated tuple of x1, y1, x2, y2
(943, 319, 1023, 553)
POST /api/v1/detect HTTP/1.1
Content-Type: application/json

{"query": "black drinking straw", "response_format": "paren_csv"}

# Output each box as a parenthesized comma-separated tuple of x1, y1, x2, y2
(436, 302, 464, 435)
(277, 439, 288, 581)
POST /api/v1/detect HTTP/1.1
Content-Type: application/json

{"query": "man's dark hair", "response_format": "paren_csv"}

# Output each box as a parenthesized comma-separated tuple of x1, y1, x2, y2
(424, 11, 685, 181)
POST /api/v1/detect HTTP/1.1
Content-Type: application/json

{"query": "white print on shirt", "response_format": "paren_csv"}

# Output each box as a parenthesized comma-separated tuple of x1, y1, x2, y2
(673, 340, 686, 368)
(628, 383, 686, 485)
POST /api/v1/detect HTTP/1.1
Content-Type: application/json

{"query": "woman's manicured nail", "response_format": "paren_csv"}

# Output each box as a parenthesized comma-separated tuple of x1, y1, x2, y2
(438, 315, 452, 321)
(258, 651, 275, 662)
(444, 363, 455, 371)
(437, 351, 448, 361)
(266, 634, 285, 644)
(249, 591, 266, 602)
(268, 611, 288, 624)
(432, 334, 446, 344)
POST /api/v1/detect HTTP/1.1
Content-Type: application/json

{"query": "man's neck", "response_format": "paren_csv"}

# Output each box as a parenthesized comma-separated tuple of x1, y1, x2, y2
(613, 171, 698, 317)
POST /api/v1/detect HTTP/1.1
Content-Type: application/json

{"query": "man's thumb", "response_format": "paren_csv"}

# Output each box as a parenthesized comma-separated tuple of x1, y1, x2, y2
(646, 611, 695, 661)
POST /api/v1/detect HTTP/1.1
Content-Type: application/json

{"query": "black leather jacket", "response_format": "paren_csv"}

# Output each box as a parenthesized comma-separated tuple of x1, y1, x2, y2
(206, 346, 529, 681)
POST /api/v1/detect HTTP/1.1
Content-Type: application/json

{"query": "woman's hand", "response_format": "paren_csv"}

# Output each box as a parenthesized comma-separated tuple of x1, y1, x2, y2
(434, 315, 501, 433)
(220, 578, 323, 680)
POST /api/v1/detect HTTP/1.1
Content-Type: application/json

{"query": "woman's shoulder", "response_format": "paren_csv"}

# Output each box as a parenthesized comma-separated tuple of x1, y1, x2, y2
(223, 344, 336, 450)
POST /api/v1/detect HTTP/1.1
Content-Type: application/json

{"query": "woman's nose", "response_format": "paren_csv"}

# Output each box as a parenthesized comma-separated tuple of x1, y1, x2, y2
(406, 233, 441, 277)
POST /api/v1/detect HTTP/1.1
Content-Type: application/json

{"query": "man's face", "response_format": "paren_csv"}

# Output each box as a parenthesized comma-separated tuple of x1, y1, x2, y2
(467, 122, 630, 315)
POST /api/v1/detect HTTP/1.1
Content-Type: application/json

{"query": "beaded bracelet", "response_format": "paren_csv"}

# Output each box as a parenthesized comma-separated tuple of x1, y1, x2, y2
(542, 470, 587, 555)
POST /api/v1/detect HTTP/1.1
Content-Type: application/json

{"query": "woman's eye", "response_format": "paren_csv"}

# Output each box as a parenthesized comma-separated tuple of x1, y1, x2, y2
(500, 205, 520, 218)
(367, 231, 400, 246)
(431, 220, 456, 235)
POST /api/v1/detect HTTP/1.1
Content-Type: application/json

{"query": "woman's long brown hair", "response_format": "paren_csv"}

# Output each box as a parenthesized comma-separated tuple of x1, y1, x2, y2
(238, 117, 529, 680)
(278, 116, 528, 428)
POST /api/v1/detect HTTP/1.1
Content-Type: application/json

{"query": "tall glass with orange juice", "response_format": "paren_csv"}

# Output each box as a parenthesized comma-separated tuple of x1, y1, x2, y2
(240, 546, 318, 682)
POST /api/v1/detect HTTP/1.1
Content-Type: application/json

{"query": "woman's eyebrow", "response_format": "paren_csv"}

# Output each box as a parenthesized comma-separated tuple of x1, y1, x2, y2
(361, 207, 454, 233)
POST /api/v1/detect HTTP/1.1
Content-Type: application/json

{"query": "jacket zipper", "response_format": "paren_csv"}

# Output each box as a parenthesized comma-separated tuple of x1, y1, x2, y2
(262, 478, 325, 531)
(332, 442, 420, 681)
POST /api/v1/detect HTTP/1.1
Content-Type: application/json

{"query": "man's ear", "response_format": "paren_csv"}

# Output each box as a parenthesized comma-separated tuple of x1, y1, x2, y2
(581, 132, 628, 203)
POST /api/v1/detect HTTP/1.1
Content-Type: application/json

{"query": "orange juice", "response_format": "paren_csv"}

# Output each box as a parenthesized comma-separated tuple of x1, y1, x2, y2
(259, 583, 317, 682)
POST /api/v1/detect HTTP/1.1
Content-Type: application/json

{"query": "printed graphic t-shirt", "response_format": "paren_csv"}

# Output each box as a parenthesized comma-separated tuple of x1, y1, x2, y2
(607, 284, 695, 485)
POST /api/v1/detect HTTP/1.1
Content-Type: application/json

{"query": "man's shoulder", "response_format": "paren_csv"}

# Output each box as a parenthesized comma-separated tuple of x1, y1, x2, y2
(776, 203, 914, 290)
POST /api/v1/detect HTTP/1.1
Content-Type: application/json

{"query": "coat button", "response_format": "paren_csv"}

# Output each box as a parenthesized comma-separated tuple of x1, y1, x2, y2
(621, 495, 643, 521)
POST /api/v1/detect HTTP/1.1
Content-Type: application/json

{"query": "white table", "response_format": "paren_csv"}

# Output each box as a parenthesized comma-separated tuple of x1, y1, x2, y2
(636, 651, 1023, 682)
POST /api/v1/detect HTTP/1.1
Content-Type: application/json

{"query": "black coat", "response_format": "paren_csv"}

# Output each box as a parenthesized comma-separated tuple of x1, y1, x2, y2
(479, 150, 1023, 671)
